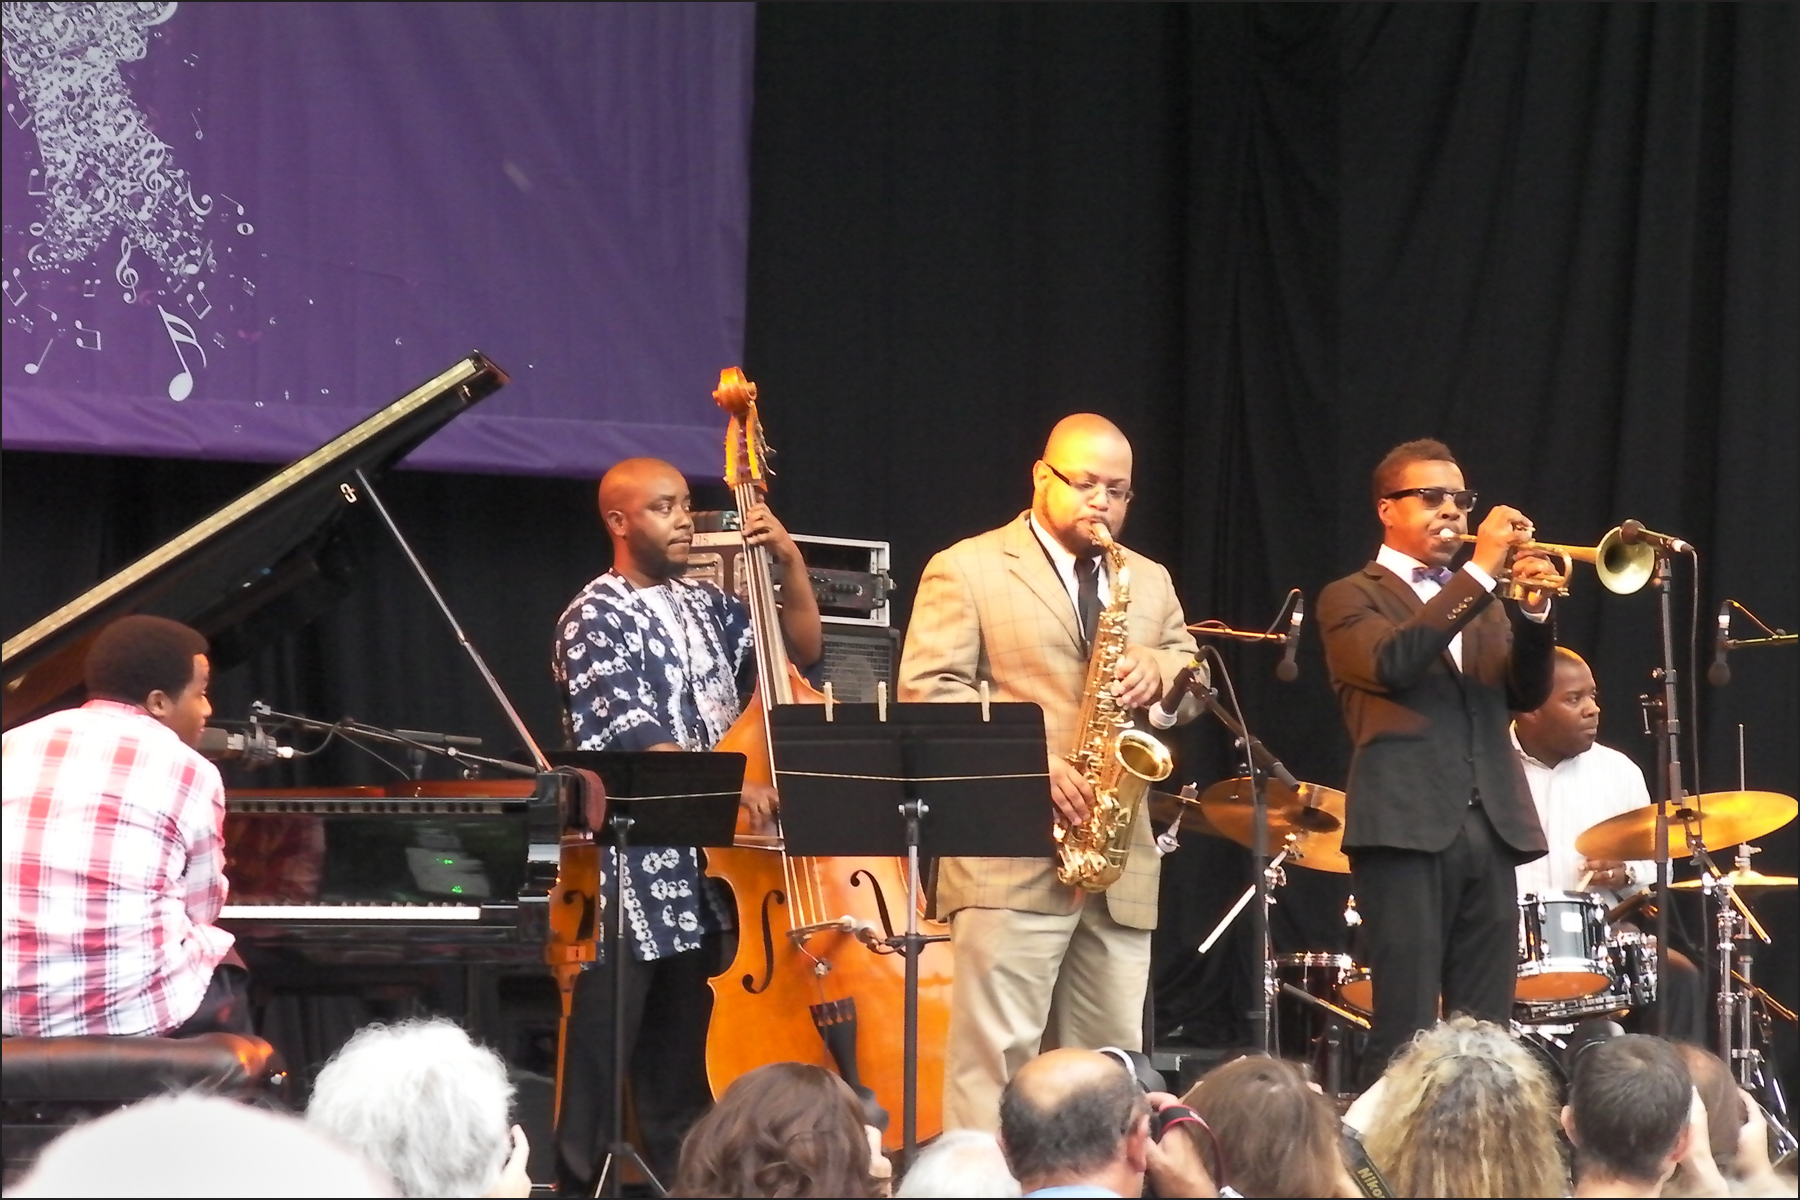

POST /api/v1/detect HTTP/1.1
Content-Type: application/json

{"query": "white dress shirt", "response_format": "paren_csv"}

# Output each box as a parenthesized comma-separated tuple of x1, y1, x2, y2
(1512, 727, 1654, 903)
(1373, 544, 1501, 670)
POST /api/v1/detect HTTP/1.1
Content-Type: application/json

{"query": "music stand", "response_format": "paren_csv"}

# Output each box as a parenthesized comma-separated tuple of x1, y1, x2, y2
(545, 749, 745, 1199)
(770, 699, 1054, 1166)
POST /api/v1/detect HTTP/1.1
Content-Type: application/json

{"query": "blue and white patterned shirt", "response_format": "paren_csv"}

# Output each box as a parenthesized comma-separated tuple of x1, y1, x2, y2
(553, 570, 755, 961)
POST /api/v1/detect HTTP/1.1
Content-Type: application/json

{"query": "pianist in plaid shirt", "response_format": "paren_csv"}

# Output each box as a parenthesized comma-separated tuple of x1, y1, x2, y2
(2, 615, 250, 1038)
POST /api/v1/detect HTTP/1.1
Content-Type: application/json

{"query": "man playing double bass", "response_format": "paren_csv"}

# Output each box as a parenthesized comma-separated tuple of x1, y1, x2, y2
(1318, 438, 1556, 1084)
(898, 414, 1200, 1132)
(550, 457, 821, 1192)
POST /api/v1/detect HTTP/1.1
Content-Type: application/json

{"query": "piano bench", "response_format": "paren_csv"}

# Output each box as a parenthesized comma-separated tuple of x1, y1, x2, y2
(1, 1033, 281, 1184)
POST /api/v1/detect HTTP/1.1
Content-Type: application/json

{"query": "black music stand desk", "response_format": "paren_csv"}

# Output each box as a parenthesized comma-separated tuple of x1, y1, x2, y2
(770, 700, 1054, 1163)
(545, 749, 745, 1199)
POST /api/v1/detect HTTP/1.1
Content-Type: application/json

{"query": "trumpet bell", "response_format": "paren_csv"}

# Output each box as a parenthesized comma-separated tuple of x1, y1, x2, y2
(1594, 527, 1656, 595)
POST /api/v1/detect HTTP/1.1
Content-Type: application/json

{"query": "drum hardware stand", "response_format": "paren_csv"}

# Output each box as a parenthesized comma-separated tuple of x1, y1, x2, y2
(1188, 645, 1304, 1057)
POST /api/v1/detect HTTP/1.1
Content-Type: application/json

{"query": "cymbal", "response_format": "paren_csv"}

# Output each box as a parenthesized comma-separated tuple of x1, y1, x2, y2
(1671, 869, 1799, 891)
(1148, 789, 1222, 839)
(1198, 777, 1350, 874)
(1574, 791, 1798, 862)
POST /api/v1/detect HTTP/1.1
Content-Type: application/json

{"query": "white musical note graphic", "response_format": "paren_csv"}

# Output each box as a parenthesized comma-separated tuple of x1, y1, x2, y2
(22, 341, 54, 375)
(116, 238, 139, 303)
(184, 281, 211, 320)
(3, 269, 26, 307)
(157, 305, 207, 401)
(73, 320, 101, 350)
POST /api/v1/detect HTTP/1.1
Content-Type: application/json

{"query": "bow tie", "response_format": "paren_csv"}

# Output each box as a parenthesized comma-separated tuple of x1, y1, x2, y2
(1412, 566, 1453, 585)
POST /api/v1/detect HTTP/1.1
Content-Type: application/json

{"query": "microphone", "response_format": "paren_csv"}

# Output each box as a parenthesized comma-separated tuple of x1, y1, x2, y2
(1150, 659, 1211, 728)
(1618, 519, 1692, 554)
(197, 726, 296, 765)
(1276, 595, 1305, 682)
(1708, 601, 1732, 687)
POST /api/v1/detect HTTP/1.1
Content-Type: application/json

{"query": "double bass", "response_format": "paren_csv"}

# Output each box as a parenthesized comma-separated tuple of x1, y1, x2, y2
(703, 368, 954, 1151)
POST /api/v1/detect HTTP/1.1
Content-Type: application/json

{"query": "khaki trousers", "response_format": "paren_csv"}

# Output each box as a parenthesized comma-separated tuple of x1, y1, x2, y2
(942, 900, 1152, 1131)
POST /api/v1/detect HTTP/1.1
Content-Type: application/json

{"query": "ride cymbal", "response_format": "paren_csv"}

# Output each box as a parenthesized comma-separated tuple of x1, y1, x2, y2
(1670, 869, 1798, 891)
(1197, 777, 1350, 874)
(1574, 791, 1796, 862)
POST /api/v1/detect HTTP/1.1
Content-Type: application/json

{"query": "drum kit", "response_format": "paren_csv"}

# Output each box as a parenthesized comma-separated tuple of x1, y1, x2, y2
(1151, 778, 1799, 1124)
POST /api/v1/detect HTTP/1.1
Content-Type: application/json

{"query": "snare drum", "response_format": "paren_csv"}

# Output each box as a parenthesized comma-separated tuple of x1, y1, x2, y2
(1274, 953, 1354, 1058)
(1517, 891, 1610, 1001)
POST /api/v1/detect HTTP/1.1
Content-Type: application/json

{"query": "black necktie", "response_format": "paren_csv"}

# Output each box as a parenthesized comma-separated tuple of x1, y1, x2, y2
(1075, 556, 1102, 649)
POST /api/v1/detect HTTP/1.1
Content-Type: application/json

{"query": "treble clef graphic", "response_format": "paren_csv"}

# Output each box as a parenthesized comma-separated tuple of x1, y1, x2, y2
(115, 238, 139, 303)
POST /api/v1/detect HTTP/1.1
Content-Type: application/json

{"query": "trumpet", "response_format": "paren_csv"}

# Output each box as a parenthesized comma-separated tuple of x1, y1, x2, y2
(1442, 527, 1656, 599)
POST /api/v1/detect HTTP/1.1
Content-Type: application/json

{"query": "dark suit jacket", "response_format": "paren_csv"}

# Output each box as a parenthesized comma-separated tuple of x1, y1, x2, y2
(1318, 561, 1555, 858)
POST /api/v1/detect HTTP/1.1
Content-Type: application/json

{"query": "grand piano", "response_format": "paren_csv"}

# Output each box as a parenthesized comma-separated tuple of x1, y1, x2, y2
(1, 353, 593, 971)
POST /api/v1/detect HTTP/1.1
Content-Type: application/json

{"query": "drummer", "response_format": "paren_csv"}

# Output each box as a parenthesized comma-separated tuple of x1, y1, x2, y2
(1512, 647, 1704, 1042)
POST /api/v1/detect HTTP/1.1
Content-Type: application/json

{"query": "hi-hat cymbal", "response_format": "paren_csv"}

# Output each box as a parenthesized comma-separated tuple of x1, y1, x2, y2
(1147, 789, 1222, 839)
(1671, 869, 1799, 891)
(1574, 791, 1798, 862)
(1198, 777, 1349, 874)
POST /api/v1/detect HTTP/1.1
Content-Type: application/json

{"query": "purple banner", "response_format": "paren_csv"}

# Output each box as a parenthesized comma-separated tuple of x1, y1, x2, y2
(1, 1, 753, 476)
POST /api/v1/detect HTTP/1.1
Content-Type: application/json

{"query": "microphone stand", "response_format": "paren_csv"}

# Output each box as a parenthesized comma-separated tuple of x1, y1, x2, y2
(250, 702, 539, 778)
(1190, 649, 1305, 1057)
(1644, 553, 1684, 1040)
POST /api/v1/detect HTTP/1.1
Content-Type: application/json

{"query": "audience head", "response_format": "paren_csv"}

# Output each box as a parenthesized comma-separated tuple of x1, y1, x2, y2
(998, 1047, 1150, 1197)
(896, 1129, 1020, 1198)
(1179, 1055, 1349, 1198)
(1361, 1016, 1567, 1198)
(1672, 1043, 1747, 1176)
(84, 614, 212, 745)
(1564, 1034, 1693, 1191)
(673, 1061, 878, 1198)
(13, 1093, 390, 1197)
(307, 1018, 518, 1197)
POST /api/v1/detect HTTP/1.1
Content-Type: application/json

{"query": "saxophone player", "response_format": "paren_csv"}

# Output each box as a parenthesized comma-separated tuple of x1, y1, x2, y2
(898, 414, 1200, 1132)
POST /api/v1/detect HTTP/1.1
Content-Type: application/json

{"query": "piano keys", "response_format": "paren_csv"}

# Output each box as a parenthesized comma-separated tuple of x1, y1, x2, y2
(218, 779, 565, 965)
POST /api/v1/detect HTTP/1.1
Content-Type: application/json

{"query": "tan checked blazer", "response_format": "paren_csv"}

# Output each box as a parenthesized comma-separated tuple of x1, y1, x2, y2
(897, 514, 1198, 930)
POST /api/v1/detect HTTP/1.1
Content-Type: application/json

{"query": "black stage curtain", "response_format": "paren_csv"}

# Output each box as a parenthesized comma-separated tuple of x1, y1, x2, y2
(3, 2, 1795, 1088)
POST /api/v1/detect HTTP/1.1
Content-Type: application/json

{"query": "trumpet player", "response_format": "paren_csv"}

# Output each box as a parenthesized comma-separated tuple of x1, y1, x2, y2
(1318, 438, 1558, 1083)
(897, 414, 1199, 1132)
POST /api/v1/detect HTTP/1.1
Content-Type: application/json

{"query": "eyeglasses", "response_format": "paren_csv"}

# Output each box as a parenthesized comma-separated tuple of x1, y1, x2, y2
(1382, 486, 1478, 512)
(1044, 461, 1134, 504)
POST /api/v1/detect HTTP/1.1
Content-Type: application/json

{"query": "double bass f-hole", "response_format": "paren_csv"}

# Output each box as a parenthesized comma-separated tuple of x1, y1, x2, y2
(851, 868, 901, 948)
(744, 888, 787, 995)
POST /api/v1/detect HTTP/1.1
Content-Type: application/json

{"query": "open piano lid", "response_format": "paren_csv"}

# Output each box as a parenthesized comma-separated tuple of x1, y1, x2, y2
(2, 352, 510, 730)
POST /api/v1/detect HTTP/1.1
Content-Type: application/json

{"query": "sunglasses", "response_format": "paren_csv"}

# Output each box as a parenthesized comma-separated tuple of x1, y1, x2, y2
(1382, 486, 1478, 512)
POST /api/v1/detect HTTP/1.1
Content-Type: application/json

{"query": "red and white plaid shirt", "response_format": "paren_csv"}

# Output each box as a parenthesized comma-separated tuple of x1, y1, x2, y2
(3, 699, 234, 1036)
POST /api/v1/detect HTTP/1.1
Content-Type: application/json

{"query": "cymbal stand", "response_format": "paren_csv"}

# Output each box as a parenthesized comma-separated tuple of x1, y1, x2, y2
(1191, 645, 1306, 1056)
(1711, 868, 1799, 1158)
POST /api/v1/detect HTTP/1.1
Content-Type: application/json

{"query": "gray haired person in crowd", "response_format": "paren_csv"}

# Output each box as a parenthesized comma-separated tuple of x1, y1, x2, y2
(898, 1129, 1022, 1197)
(307, 1018, 531, 1197)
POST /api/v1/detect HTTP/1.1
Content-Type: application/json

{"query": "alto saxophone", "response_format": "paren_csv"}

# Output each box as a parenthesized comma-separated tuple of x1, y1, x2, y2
(1054, 527, 1175, 892)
